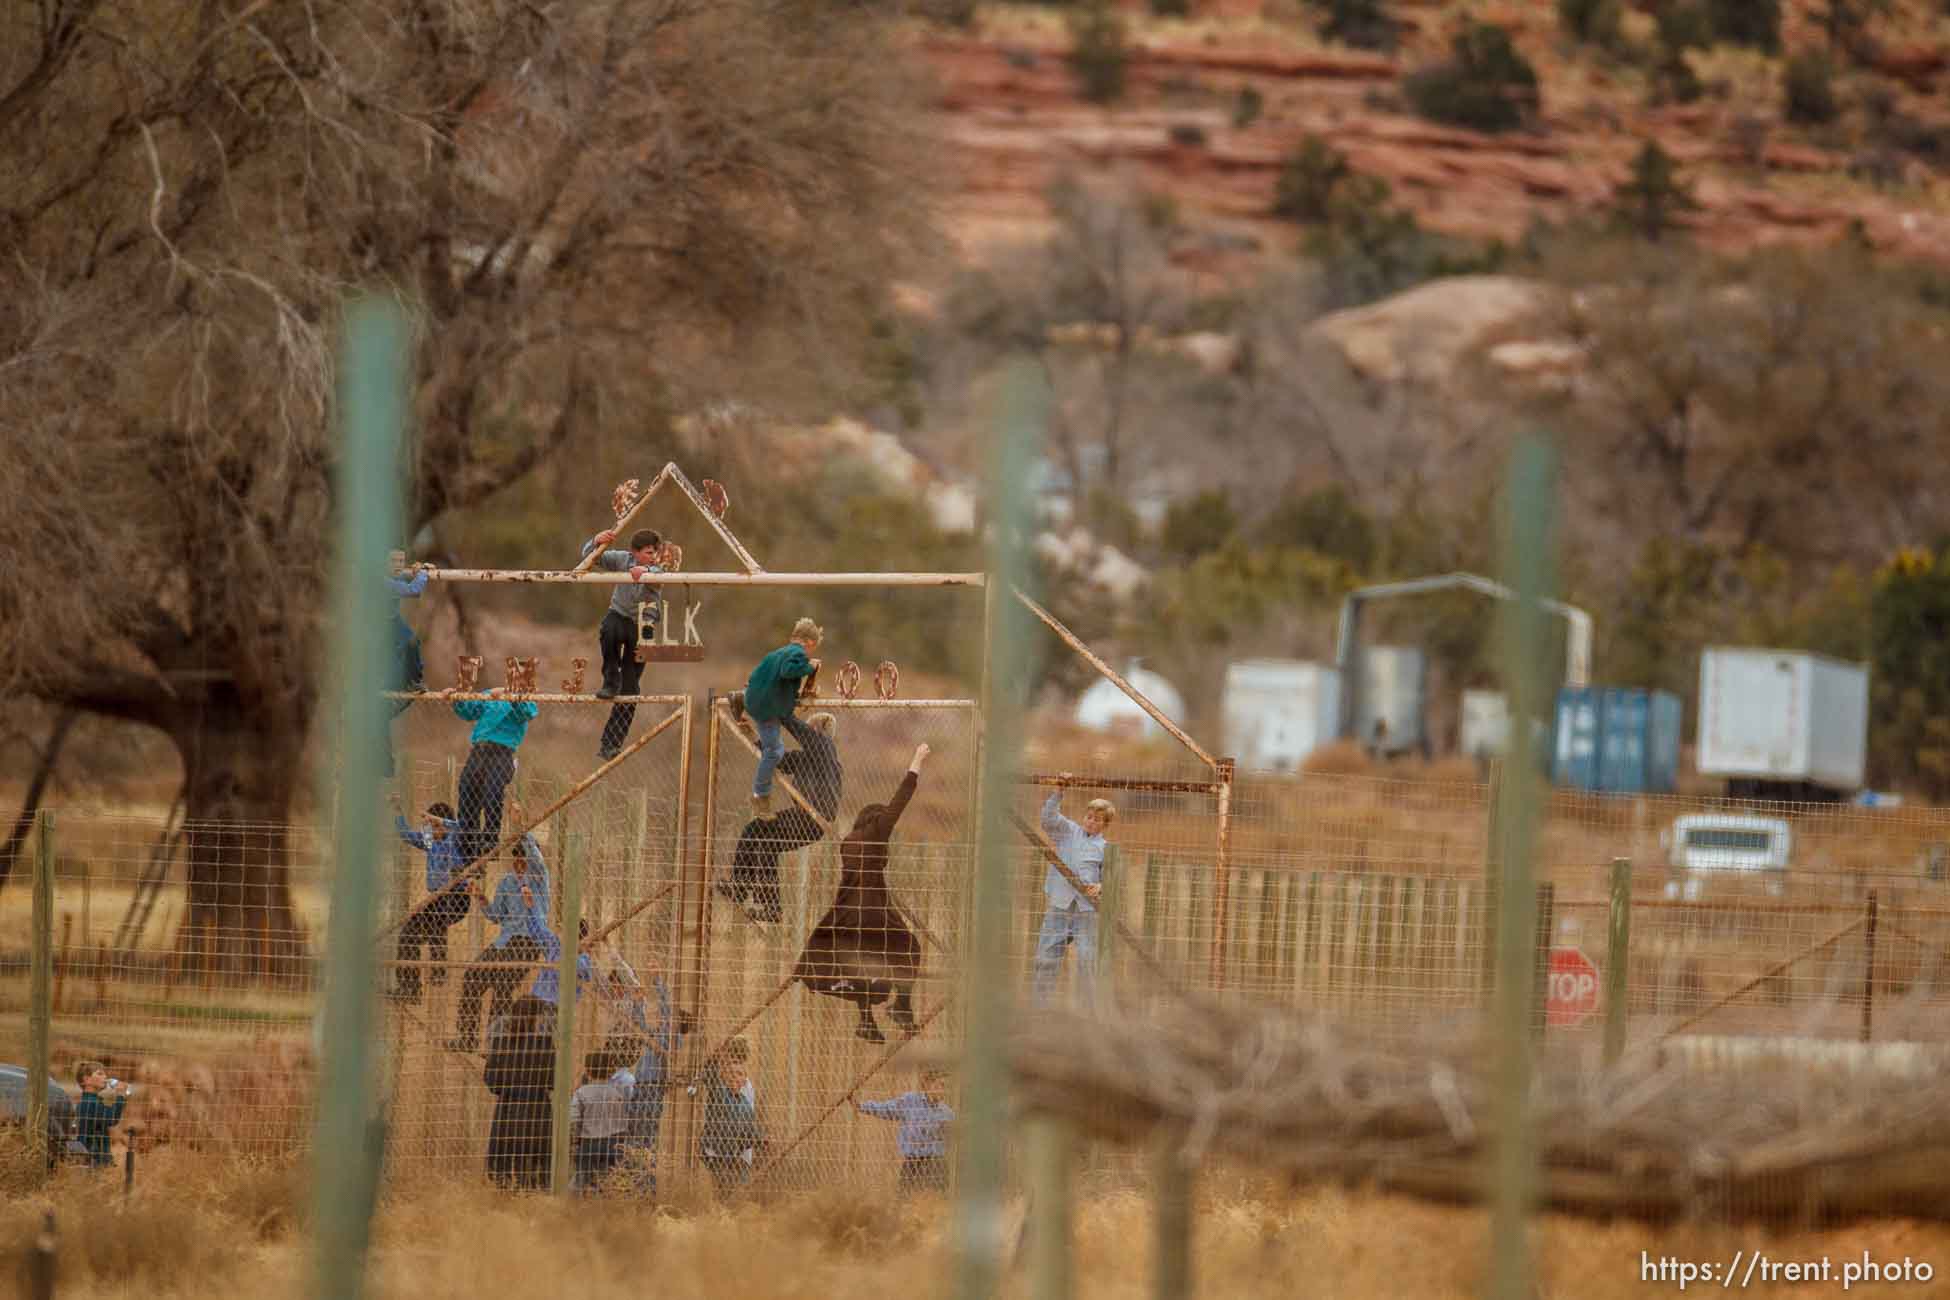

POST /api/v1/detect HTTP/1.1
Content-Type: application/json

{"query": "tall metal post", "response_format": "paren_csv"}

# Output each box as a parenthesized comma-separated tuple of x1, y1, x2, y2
(313, 295, 409, 1300)
(29, 809, 55, 1178)
(1487, 436, 1558, 1300)
(954, 361, 1043, 1300)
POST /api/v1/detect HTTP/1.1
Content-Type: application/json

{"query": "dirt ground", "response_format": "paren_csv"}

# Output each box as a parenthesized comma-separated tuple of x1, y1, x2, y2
(4, 1149, 1948, 1299)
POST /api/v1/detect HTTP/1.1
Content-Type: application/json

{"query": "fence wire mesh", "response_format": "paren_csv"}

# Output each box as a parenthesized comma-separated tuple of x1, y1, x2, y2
(10, 717, 1950, 1217)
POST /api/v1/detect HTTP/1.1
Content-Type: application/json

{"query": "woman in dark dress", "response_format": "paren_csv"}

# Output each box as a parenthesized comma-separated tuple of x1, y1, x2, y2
(483, 994, 556, 1188)
(792, 743, 929, 1042)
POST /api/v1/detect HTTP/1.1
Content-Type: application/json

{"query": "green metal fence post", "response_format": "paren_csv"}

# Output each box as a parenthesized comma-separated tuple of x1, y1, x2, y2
(29, 808, 55, 1179)
(1488, 435, 1559, 1300)
(312, 295, 410, 1300)
(1605, 858, 1631, 1065)
(953, 360, 1043, 1300)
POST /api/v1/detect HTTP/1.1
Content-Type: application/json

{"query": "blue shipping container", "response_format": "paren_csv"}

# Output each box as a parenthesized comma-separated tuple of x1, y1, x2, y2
(1553, 687, 1682, 794)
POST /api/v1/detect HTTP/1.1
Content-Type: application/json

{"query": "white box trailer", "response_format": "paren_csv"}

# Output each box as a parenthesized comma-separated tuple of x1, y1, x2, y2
(1697, 648, 1869, 799)
(1222, 660, 1341, 773)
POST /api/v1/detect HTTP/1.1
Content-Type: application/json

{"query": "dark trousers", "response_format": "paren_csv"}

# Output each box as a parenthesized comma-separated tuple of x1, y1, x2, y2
(704, 1153, 751, 1197)
(598, 611, 648, 754)
(898, 1153, 948, 1195)
(457, 741, 517, 863)
(731, 808, 824, 921)
(455, 936, 540, 1048)
(575, 1136, 622, 1191)
(394, 889, 470, 997)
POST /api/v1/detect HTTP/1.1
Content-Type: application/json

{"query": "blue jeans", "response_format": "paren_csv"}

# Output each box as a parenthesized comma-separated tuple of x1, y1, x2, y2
(1031, 903, 1098, 1004)
(752, 718, 784, 797)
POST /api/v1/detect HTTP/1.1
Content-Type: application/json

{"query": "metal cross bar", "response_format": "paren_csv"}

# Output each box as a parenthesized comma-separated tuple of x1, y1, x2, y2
(417, 568, 987, 587)
(1015, 773, 1222, 795)
(382, 691, 689, 705)
(1012, 587, 1217, 769)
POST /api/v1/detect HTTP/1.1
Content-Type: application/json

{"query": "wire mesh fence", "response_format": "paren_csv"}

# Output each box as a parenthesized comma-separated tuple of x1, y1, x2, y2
(9, 721, 1950, 1213)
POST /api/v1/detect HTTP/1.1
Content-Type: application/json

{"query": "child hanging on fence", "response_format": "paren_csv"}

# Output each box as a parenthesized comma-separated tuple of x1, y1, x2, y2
(618, 962, 693, 1195)
(452, 687, 539, 865)
(578, 526, 667, 760)
(722, 711, 841, 923)
(570, 1048, 633, 1194)
(1030, 778, 1117, 1006)
(449, 832, 550, 1053)
(855, 1067, 953, 1196)
(387, 798, 467, 1003)
(793, 743, 930, 1043)
(730, 618, 822, 814)
(698, 1036, 763, 1197)
(383, 563, 429, 777)
(529, 918, 596, 1028)
(74, 1061, 129, 1169)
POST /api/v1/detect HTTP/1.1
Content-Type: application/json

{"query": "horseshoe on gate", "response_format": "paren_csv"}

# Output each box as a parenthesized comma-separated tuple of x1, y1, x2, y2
(836, 661, 862, 702)
(455, 656, 483, 693)
(506, 657, 539, 696)
(700, 478, 730, 518)
(562, 657, 587, 695)
(874, 660, 900, 701)
(611, 478, 642, 522)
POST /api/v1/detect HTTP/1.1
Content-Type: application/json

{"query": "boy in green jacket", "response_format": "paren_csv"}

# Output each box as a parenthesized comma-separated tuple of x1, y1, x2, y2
(736, 618, 821, 814)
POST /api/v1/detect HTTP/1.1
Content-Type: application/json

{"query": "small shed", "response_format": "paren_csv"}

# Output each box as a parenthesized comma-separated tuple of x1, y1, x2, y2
(1075, 660, 1188, 742)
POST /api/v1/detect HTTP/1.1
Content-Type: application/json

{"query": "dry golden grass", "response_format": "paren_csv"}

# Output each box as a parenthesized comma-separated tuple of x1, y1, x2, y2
(6, 1145, 1950, 1298)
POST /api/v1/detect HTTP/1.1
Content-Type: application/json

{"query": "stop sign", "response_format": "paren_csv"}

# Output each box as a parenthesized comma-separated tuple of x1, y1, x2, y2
(1545, 947, 1600, 1027)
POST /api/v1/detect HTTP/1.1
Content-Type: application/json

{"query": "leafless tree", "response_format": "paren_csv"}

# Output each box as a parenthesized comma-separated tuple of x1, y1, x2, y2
(0, 0, 934, 969)
(1536, 244, 1950, 572)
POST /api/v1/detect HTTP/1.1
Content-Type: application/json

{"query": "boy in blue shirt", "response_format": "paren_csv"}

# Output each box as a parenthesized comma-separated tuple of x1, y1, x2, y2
(530, 918, 596, 1014)
(732, 618, 822, 814)
(448, 832, 549, 1053)
(1031, 782, 1117, 1005)
(73, 1060, 129, 1168)
(698, 1036, 762, 1197)
(387, 799, 466, 1002)
(452, 688, 539, 864)
(856, 1067, 953, 1195)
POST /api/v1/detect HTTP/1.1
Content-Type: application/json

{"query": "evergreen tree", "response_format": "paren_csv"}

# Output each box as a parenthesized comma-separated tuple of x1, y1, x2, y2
(1608, 141, 1701, 242)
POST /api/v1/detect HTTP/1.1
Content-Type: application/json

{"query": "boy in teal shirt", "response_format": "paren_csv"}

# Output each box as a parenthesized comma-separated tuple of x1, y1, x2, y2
(74, 1060, 129, 1168)
(735, 618, 821, 814)
(452, 688, 539, 864)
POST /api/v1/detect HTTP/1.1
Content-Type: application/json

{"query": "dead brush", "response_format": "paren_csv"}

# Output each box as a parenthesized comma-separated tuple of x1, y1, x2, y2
(779, 1187, 918, 1257)
(0, 1177, 243, 1288)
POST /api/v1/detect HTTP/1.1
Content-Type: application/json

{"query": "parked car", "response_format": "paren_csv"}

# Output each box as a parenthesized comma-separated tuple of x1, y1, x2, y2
(1660, 814, 1794, 898)
(0, 1064, 88, 1167)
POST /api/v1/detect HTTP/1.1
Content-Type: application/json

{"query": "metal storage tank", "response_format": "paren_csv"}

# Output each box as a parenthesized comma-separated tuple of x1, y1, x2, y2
(1554, 686, 1682, 794)
(1074, 659, 1188, 742)
(1222, 660, 1341, 772)
(1353, 646, 1426, 755)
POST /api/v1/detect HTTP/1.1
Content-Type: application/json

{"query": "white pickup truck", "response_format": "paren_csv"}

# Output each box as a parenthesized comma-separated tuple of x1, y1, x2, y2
(1661, 813, 1793, 898)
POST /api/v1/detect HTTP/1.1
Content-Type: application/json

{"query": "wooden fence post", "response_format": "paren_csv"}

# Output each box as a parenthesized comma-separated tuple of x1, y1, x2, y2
(1861, 889, 1879, 1044)
(1604, 858, 1631, 1066)
(1531, 882, 1554, 1038)
(1026, 1114, 1075, 1300)
(552, 840, 584, 1196)
(29, 809, 55, 1179)
(1153, 1134, 1194, 1300)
